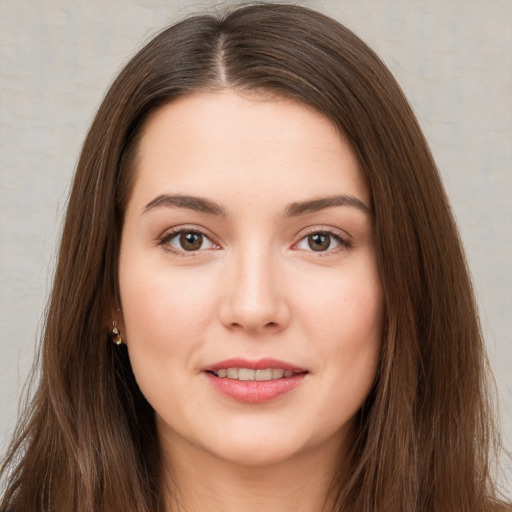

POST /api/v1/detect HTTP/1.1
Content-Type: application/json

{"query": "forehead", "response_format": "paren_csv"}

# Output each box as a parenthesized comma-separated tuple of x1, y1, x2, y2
(129, 90, 369, 212)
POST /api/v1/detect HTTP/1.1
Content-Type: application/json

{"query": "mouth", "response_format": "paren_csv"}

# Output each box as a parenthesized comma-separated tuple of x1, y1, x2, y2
(207, 368, 302, 381)
(203, 358, 308, 403)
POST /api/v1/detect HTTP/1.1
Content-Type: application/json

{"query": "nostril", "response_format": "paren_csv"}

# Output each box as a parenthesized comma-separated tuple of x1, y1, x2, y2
(218, 293, 290, 333)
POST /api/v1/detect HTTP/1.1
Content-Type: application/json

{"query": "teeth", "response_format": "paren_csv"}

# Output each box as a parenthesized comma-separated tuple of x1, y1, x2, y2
(271, 369, 284, 379)
(226, 368, 239, 379)
(255, 369, 272, 381)
(213, 367, 300, 381)
(239, 368, 255, 381)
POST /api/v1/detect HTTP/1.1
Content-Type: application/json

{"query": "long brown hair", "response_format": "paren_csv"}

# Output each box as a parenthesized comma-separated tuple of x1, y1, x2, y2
(1, 4, 507, 511)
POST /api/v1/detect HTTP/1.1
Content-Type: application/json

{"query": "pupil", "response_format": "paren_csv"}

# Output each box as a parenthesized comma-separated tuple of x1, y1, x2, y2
(180, 232, 203, 251)
(308, 234, 330, 251)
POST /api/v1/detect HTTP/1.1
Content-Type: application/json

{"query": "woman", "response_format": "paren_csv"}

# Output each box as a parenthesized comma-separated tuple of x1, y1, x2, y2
(0, 3, 508, 511)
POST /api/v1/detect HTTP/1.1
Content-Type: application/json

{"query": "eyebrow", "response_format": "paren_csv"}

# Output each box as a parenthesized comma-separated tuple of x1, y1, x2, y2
(144, 194, 227, 216)
(283, 195, 372, 217)
(143, 193, 372, 217)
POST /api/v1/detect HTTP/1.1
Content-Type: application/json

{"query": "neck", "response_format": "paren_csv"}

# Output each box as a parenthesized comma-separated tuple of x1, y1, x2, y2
(160, 432, 348, 512)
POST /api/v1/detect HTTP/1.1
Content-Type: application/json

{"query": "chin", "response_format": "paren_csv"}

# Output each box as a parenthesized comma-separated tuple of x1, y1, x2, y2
(207, 438, 308, 468)
(195, 420, 346, 469)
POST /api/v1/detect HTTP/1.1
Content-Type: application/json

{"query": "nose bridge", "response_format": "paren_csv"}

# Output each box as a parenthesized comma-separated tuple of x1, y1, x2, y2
(220, 237, 288, 332)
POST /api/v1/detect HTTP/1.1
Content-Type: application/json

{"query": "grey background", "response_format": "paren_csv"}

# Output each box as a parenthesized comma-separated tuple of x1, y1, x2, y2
(1, 0, 511, 496)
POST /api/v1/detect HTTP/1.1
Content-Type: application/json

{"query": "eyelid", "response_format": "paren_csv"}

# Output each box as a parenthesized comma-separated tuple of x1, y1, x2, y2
(158, 225, 221, 256)
(292, 226, 352, 254)
(157, 224, 352, 257)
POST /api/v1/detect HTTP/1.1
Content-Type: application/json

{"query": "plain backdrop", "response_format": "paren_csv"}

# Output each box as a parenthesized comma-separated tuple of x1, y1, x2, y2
(1, 0, 511, 496)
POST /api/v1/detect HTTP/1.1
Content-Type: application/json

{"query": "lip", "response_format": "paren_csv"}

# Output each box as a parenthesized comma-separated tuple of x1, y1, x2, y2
(202, 358, 308, 404)
(204, 358, 305, 372)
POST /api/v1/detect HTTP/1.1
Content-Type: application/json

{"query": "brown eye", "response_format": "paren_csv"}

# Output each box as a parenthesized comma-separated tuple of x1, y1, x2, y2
(295, 230, 349, 254)
(307, 233, 332, 251)
(180, 232, 203, 251)
(162, 230, 216, 253)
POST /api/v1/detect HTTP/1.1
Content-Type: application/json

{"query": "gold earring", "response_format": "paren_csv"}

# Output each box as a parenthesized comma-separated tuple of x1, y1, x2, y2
(111, 321, 123, 345)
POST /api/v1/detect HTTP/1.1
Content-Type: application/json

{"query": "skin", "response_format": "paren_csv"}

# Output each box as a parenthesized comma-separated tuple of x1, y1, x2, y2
(118, 90, 384, 512)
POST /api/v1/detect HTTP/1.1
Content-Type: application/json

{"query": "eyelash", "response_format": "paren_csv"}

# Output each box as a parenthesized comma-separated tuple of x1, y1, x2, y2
(298, 227, 352, 255)
(158, 227, 217, 257)
(157, 227, 352, 257)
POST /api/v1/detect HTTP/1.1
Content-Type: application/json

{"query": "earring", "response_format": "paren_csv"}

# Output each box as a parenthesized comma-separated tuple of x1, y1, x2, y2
(111, 321, 123, 345)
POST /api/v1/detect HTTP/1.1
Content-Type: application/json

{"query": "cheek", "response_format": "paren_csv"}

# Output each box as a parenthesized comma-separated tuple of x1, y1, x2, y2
(118, 259, 222, 414)
(297, 261, 383, 344)
(118, 254, 219, 364)
(297, 260, 383, 393)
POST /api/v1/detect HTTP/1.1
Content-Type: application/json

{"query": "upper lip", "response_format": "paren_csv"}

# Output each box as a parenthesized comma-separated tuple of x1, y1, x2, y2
(203, 358, 307, 372)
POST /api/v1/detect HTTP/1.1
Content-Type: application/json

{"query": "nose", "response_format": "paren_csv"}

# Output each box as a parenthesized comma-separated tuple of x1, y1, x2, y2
(218, 245, 290, 334)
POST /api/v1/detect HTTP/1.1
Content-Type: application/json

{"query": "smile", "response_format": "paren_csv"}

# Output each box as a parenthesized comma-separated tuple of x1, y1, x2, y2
(211, 368, 296, 381)
(203, 358, 308, 403)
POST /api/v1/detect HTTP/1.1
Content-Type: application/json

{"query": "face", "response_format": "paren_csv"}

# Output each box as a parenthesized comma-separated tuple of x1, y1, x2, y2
(118, 90, 383, 468)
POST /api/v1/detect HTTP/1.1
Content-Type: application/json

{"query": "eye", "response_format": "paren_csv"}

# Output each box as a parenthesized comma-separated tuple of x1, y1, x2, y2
(160, 229, 217, 253)
(295, 230, 351, 253)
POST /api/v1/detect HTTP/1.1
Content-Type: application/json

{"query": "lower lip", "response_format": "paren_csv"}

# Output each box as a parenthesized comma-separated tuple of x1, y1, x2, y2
(204, 372, 307, 403)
